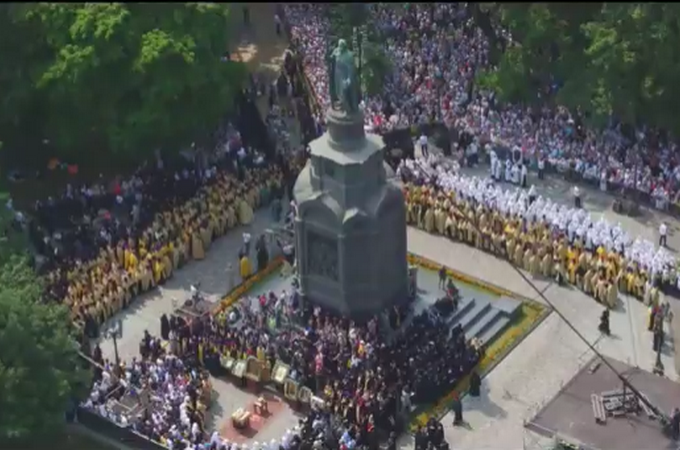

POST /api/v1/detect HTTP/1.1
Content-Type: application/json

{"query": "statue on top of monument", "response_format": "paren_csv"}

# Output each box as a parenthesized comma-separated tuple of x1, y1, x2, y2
(328, 38, 361, 115)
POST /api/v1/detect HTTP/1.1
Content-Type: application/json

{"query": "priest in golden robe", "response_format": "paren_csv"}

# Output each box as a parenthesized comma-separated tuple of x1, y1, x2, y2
(191, 227, 206, 260)
(240, 254, 252, 281)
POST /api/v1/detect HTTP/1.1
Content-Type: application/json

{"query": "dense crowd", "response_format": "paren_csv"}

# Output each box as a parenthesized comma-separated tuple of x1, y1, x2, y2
(47, 5, 680, 448)
(399, 155, 675, 307)
(84, 276, 468, 449)
(283, 3, 680, 203)
(8, 91, 299, 342)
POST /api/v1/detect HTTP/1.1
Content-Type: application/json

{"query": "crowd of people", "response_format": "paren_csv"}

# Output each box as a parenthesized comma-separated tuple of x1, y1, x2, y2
(283, 3, 680, 204)
(398, 155, 675, 308)
(47, 4, 680, 448)
(83, 277, 467, 449)
(40, 161, 283, 339)
(7, 90, 298, 344)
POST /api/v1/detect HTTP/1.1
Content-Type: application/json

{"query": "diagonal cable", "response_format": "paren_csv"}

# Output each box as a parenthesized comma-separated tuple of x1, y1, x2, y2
(408, 176, 670, 423)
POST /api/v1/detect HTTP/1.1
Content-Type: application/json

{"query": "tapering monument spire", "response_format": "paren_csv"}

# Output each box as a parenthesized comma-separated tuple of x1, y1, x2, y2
(293, 39, 408, 319)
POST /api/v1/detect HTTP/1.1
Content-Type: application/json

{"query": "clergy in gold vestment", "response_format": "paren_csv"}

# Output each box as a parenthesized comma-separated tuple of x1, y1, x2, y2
(606, 283, 617, 308)
(240, 255, 252, 280)
(435, 208, 445, 235)
(192, 232, 205, 260)
(200, 225, 212, 252)
(227, 205, 237, 228)
(513, 244, 523, 268)
(238, 198, 254, 225)
(541, 253, 551, 277)
(424, 206, 434, 233)
(529, 253, 540, 277)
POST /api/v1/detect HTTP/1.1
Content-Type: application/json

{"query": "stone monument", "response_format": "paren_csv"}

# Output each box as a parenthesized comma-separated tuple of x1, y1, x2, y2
(293, 39, 408, 320)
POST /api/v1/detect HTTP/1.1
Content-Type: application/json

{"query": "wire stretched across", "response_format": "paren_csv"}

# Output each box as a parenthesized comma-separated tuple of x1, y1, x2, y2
(410, 181, 670, 423)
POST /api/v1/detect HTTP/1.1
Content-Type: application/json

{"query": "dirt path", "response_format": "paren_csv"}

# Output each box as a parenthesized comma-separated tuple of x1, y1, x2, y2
(229, 3, 288, 80)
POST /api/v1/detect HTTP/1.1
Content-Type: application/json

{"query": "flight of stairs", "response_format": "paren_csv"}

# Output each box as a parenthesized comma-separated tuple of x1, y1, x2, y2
(445, 296, 521, 345)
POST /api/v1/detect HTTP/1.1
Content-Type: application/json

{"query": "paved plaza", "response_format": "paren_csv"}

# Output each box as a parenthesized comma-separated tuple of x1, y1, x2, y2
(91, 4, 680, 446)
(92, 161, 680, 449)
(97, 212, 680, 449)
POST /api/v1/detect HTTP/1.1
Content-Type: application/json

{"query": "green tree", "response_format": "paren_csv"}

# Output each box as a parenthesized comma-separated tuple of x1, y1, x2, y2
(476, 3, 680, 134)
(1, 3, 246, 168)
(0, 255, 90, 442)
(0, 4, 54, 167)
(361, 41, 392, 97)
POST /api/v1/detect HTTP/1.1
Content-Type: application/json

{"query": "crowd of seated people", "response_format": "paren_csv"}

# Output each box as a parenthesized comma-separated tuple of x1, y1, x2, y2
(283, 3, 680, 206)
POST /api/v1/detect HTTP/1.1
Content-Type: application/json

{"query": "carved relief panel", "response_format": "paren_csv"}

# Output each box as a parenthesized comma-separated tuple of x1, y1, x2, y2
(306, 231, 339, 282)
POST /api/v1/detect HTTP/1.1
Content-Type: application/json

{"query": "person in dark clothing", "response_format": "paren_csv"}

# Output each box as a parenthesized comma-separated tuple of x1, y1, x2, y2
(256, 236, 269, 272)
(452, 393, 464, 425)
(671, 407, 680, 440)
(414, 426, 428, 450)
(242, 6, 250, 25)
(160, 314, 170, 340)
(653, 314, 664, 352)
(469, 370, 481, 397)
(598, 309, 610, 336)
(438, 265, 447, 289)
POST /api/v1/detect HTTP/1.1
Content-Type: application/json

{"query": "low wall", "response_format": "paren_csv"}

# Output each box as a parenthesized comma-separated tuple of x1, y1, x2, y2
(77, 407, 166, 450)
(482, 144, 680, 218)
(77, 256, 284, 450)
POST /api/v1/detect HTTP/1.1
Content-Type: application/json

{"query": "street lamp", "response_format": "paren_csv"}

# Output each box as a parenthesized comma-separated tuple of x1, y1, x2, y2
(653, 329, 664, 376)
(105, 319, 124, 375)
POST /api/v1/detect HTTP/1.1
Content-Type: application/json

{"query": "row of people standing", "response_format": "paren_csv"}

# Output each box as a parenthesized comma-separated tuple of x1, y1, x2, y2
(401, 168, 667, 311)
(51, 166, 283, 340)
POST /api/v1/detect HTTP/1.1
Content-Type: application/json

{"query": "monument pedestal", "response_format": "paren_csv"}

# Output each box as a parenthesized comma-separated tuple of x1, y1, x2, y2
(293, 108, 409, 320)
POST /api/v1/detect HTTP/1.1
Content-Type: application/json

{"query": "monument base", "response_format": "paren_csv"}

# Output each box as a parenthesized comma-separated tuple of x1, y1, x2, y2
(300, 288, 413, 323)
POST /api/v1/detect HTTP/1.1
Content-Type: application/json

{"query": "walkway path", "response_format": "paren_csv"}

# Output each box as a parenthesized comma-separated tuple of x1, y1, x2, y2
(229, 3, 287, 79)
(456, 159, 680, 377)
(229, 3, 302, 149)
(91, 18, 680, 442)
(402, 227, 676, 449)
(95, 210, 281, 360)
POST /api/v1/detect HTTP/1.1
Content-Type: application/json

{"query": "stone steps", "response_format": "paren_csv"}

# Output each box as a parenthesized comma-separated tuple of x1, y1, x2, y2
(465, 309, 503, 341)
(458, 300, 493, 336)
(478, 315, 512, 346)
(446, 297, 476, 326)
(441, 295, 521, 346)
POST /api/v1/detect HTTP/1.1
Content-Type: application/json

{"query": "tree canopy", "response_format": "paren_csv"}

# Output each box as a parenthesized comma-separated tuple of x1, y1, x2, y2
(475, 3, 680, 134)
(0, 253, 90, 442)
(0, 3, 246, 168)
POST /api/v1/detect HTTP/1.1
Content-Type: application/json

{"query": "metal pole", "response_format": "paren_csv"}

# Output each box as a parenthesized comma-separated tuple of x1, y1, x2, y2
(358, 29, 363, 98)
(654, 331, 664, 376)
(112, 332, 120, 373)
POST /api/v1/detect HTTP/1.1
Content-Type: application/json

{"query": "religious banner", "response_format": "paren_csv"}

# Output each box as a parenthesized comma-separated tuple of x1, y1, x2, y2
(297, 386, 313, 404)
(220, 355, 235, 372)
(232, 360, 247, 379)
(284, 378, 299, 401)
(310, 395, 326, 411)
(272, 361, 290, 385)
(245, 356, 262, 382)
